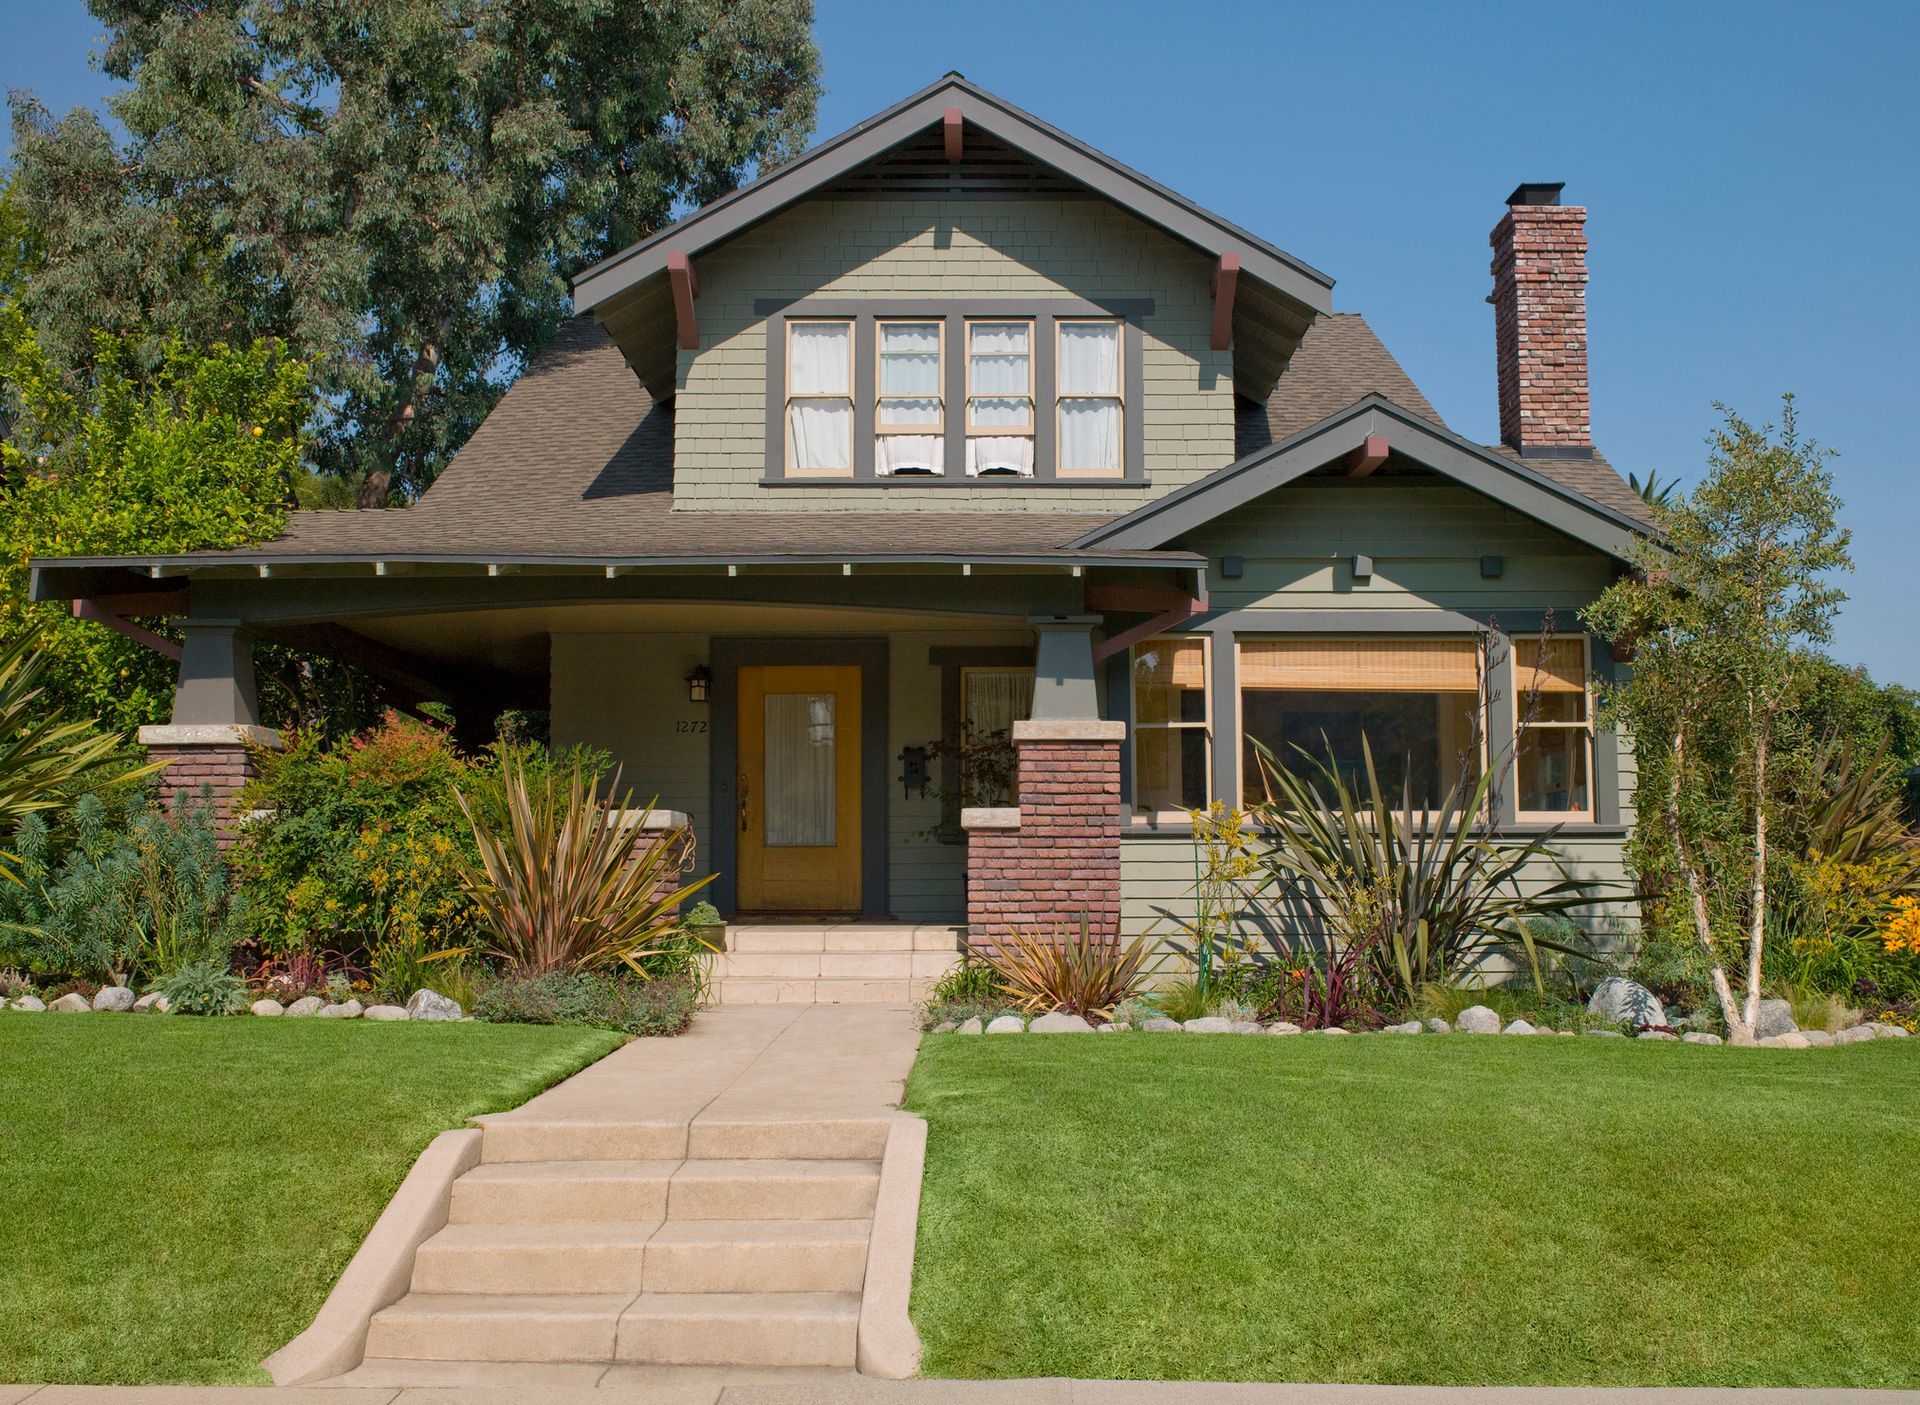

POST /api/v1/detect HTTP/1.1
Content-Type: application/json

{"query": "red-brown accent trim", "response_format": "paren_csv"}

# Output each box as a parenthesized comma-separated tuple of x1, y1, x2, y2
(1091, 597, 1207, 664)
(1348, 433, 1390, 477)
(943, 106, 963, 162)
(1210, 252, 1240, 352)
(73, 598, 183, 661)
(667, 251, 700, 351)
(1085, 583, 1198, 614)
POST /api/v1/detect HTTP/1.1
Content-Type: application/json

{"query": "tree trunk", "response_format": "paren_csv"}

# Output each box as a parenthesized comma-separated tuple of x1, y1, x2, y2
(1667, 725, 1749, 1042)
(357, 331, 447, 508)
(1742, 722, 1770, 1032)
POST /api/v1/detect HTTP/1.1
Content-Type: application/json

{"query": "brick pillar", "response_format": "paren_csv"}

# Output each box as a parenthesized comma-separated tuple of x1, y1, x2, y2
(962, 719, 1125, 948)
(615, 808, 697, 904)
(136, 724, 283, 846)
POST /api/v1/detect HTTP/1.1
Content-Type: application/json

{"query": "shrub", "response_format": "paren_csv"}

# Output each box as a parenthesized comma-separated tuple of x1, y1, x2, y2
(1151, 977, 1217, 1023)
(917, 960, 1010, 1029)
(472, 971, 697, 1037)
(684, 900, 723, 929)
(250, 948, 357, 1003)
(977, 918, 1153, 1021)
(158, 956, 250, 1016)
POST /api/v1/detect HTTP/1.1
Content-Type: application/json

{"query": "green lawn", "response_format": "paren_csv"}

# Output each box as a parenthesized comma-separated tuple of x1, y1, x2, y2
(905, 1033, 1920, 1386)
(0, 1016, 622, 1384)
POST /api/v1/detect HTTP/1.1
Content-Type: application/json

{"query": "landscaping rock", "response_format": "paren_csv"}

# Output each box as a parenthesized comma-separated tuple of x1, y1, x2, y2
(1265, 1021, 1302, 1035)
(250, 999, 285, 1017)
(1587, 976, 1666, 1030)
(1754, 998, 1798, 1039)
(1424, 1017, 1451, 1035)
(363, 1004, 410, 1021)
(133, 993, 162, 1013)
(1800, 1029, 1835, 1047)
(1311, 1027, 1350, 1036)
(1140, 1017, 1181, 1032)
(50, 993, 91, 1013)
(1182, 1016, 1234, 1033)
(1869, 1023, 1910, 1039)
(1682, 1032, 1724, 1045)
(318, 1000, 364, 1019)
(1030, 1012, 1095, 1034)
(1387, 1020, 1423, 1034)
(1758, 1031, 1810, 1049)
(1637, 1030, 1679, 1041)
(284, 996, 324, 1017)
(984, 1014, 1025, 1034)
(1097, 1022, 1124, 1033)
(1585, 1029, 1625, 1038)
(1833, 1025, 1877, 1046)
(92, 986, 136, 1012)
(1229, 1021, 1264, 1034)
(10, 995, 44, 1012)
(931, 1021, 957, 1034)
(407, 988, 463, 1022)
(1455, 1005, 1501, 1034)
(955, 1017, 984, 1035)
(1501, 1019, 1536, 1036)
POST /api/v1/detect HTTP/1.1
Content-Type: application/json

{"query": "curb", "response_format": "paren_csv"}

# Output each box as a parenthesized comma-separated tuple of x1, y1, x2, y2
(857, 1111, 927, 1379)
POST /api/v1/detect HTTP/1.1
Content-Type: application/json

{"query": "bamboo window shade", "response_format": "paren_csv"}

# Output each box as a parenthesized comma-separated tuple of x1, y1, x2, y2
(1238, 638, 1480, 692)
(1515, 637, 1587, 695)
(1132, 638, 1206, 687)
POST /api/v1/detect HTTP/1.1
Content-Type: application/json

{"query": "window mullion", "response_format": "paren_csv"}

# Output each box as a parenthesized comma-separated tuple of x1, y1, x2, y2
(1034, 311, 1056, 482)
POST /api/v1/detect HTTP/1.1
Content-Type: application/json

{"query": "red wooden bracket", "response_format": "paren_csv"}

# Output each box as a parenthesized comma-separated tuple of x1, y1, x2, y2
(73, 598, 183, 661)
(1348, 434, 1390, 477)
(667, 251, 700, 351)
(1091, 595, 1208, 664)
(943, 107, 964, 162)
(1210, 253, 1239, 351)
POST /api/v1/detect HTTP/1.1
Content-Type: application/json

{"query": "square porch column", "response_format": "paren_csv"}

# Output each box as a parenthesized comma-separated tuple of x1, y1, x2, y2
(962, 617, 1125, 946)
(135, 621, 283, 840)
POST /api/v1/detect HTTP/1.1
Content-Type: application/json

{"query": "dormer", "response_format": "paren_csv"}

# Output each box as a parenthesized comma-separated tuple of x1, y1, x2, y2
(571, 75, 1333, 511)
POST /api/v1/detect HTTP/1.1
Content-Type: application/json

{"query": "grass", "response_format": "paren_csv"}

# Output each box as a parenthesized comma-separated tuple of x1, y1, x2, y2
(0, 1016, 623, 1384)
(905, 1033, 1920, 1386)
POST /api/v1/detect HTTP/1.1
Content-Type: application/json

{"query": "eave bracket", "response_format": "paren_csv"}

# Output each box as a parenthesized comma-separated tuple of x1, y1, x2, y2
(667, 250, 700, 351)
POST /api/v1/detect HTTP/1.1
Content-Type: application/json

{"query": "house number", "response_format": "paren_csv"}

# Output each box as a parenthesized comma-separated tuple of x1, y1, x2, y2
(675, 719, 709, 734)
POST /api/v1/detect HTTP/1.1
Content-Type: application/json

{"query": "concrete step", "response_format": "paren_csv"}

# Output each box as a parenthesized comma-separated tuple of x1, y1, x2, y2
(450, 1160, 677, 1224)
(713, 949, 959, 981)
(475, 1119, 686, 1164)
(714, 976, 952, 1005)
(724, 924, 963, 955)
(642, 1218, 869, 1294)
(667, 1158, 881, 1221)
(412, 1221, 658, 1295)
(615, 1292, 860, 1367)
(685, 1115, 892, 1161)
(365, 1292, 630, 1362)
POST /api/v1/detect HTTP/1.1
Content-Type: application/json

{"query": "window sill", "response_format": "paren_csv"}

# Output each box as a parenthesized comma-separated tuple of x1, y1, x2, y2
(757, 475, 1153, 489)
(1121, 816, 1629, 839)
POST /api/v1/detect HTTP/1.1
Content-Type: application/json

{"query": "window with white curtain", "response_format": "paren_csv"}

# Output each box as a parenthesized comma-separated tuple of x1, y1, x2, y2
(964, 320, 1035, 476)
(1057, 320, 1122, 476)
(875, 320, 944, 476)
(785, 320, 853, 475)
(959, 667, 1034, 806)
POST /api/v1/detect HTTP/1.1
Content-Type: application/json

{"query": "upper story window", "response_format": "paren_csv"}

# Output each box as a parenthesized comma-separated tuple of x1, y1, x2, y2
(763, 300, 1144, 484)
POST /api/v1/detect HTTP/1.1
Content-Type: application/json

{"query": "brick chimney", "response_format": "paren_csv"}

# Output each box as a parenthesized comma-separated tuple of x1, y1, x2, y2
(1489, 182, 1591, 458)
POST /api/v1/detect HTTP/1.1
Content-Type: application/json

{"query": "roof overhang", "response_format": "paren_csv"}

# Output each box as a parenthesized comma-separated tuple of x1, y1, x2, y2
(1069, 396, 1654, 562)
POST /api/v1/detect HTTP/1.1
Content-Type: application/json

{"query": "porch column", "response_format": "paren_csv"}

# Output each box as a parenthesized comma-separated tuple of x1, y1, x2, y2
(135, 621, 283, 839)
(962, 616, 1125, 946)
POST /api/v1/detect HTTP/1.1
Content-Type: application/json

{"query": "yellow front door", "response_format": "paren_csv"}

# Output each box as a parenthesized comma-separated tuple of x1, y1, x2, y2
(737, 665, 862, 913)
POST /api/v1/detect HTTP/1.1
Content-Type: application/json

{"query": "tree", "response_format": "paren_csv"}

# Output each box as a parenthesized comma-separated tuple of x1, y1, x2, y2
(7, 0, 820, 504)
(1587, 398, 1852, 1044)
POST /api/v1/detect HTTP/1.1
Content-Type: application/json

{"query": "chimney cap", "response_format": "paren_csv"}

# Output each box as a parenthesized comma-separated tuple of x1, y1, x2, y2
(1505, 182, 1566, 207)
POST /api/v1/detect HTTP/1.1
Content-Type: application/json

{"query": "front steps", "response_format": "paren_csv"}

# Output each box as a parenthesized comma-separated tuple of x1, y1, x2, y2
(362, 1116, 887, 1369)
(711, 924, 961, 1005)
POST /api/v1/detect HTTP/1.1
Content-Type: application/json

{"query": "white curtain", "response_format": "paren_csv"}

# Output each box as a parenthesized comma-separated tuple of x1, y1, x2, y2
(789, 322, 851, 394)
(879, 322, 941, 394)
(764, 692, 836, 847)
(787, 321, 852, 472)
(788, 401, 851, 471)
(1058, 399, 1120, 472)
(1058, 321, 1119, 395)
(877, 432, 943, 475)
(963, 670, 1035, 739)
(966, 435, 1035, 476)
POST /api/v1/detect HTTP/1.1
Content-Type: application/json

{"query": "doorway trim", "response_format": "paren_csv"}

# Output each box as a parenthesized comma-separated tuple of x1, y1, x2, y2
(710, 636, 890, 918)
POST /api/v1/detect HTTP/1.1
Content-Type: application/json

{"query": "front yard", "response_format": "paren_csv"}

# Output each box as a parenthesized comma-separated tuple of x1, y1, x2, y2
(905, 1033, 1920, 1386)
(0, 1017, 621, 1384)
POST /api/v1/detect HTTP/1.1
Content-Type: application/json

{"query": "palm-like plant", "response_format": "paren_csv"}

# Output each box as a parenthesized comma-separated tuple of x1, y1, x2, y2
(1629, 469, 1679, 510)
(1248, 736, 1595, 1000)
(978, 916, 1154, 1020)
(454, 757, 716, 976)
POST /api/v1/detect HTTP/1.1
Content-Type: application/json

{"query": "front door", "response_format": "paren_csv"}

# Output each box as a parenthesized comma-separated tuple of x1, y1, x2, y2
(737, 664, 862, 913)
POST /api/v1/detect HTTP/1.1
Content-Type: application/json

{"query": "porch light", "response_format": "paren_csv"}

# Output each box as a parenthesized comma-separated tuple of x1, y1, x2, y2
(686, 665, 712, 704)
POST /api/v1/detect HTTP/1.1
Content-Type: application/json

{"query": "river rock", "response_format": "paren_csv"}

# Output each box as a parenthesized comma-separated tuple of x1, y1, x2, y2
(1833, 1025, 1877, 1045)
(1869, 1023, 1910, 1038)
(1030, 1012, 1094, 1033)
(1265, 1021, 1302, 1035)
(1097, 1022, 1124, 1033)
(1799, 1029, 1835, 1047)
(1424, 1017, 1452, 1035)
(1502, 1019, 1536, 1036)
(92, 986, 136, 1012)
(1455, 1005, 1501, 1034)
(318, 1000, 364, 1019)
(1587, 977, 1666, 1029)
(1311, 1026, 1350, 1036)
(955, 1017, 984, 1035)
(1637, 1030, 1679, 1041)
(1758, 1031, 1810, 1049)
(10, 995, 45, 1012)
(1182, 1016, 1234, 1033)
(1387, 1020, 1423, 1035)
(250, 999, 285, 1017)
(1682, 1032, 1723, 1045)
(50, 992, 91, 1013)
(1754, 999, 1798, 1039)
(363, 1004, 410, 1021)
(285, 996, 324, 1017)
(1140, 1017, 1181, 1032)
(1230, 1021, 1264, 1034)
(984, 1014, 1025, 1034)
(407, 988, 463, 1022)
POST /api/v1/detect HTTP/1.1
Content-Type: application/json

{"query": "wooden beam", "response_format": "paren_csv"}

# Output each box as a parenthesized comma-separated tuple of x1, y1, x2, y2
(1210, 252, 1240, 352)
(667, 250, 700, 351)
(72, 599, 182, 662)
(1085, 583, 1198, 614)
(943, 106, 963, 162)
(1348, 433, 1390, 477)
(1092, 598, 1207, 664)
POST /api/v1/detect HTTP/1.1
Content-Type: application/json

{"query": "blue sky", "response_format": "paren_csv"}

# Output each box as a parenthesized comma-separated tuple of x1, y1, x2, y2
(6, 1, 1914, 685)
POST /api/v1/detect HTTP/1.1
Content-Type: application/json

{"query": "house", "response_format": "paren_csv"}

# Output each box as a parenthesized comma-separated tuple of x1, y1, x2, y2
(32, 75, 1652, 995)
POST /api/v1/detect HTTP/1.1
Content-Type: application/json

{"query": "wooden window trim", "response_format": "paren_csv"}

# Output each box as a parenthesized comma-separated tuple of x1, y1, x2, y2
(1512, 633, 1597, 822)
(963, 318, 1037, 437)
(1131, 635, 1211, 817)
(1055, 317, 1125, 479)
(783, 318, 855, 478)
(875, 318, 946, 437)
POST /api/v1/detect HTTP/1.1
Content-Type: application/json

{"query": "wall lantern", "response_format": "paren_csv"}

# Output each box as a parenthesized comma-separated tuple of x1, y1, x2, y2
(686, 664, 712, 704)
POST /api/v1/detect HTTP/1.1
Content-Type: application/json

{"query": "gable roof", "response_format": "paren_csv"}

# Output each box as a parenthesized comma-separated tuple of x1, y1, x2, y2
(1073, 393, 1652, 561)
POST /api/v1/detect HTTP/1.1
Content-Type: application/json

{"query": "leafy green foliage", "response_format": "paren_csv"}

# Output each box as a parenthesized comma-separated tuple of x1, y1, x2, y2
(976, 917, 1154, 1021)
(156, 956, 249, 1016)
(5, 0, 819, 500)
(472, 970, 698, 1038)
(0, 789, 243, 983)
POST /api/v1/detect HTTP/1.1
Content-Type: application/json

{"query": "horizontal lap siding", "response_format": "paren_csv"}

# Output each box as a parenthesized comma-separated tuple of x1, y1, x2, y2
(675, 197, 1231, 511)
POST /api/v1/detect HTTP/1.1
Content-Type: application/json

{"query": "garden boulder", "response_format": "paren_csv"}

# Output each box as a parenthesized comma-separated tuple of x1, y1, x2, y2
(1587, 977, 1666, 1030)
(1030, 1012, 1094, 1034)
(1182, 1016, 1234, 1034)
(1424, 1017, 1451, 1035)
(50, 993, 91, 1013)
(284, 996, 324, 1017)
(1502, 1019, 1537, 1036)
(407, 989, 463, 1022)
(1230, 1021, 1264, 1034)
(1800, 1029, 1836, 1047)
(1682, 1032, 1724, 1045)
(1637, 1030, 1678, 1041)
(1387, 1020, 1423, 1035)
(318, 1000, 365, 1019)
(92, 986, 136, 1012)
(1754, 999, 1798, 1039)
(1140, 1017, 1181, 1032)
(1833, 1025, 1877, 1045)
(1455, 1005, 1501, 1034)
(955, 1017, 984, 1035)
(251, 999, 285, 1017)
(1265, 1021, 1302, 1035)
(1097, 1022, 1124, 1033)
(10, 995, 45, 1013)
(985, 1014, 1025, 1034)
(133, 993, 163, 1012)
(1869, 1023, 1909, 1039)
(363, 1004, 410, 1021)
(1758, 1031, 1810, 1049)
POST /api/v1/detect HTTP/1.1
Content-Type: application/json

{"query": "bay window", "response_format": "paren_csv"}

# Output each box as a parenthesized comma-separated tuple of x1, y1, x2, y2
(1238, 638, 1481, 808)
(875, 320, 944, 475)
(784, 319, 854, 475)
(964, 320, 1035, 476)
(1057, 319, 1123, 476)
(1132, 637, 1210, 813)
(1513, 636, 1594, 817)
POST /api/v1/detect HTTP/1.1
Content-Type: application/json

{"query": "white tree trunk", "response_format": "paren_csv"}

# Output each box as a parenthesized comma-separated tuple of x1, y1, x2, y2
(1742, 723, 1770, 1032)
(1667, 726, 1750, 1042)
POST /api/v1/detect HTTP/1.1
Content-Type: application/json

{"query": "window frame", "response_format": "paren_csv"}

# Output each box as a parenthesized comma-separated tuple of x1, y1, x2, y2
(1130, 634, 1212, 818)
(1054, 317, 1125, 478)
(1511, 633, 1597, 822)
(782, 317, 856, 478)
(873, 318, 946, 476)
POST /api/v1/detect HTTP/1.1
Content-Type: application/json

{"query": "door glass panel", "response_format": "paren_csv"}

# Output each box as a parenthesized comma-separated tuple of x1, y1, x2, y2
(764, 692, 837, 846)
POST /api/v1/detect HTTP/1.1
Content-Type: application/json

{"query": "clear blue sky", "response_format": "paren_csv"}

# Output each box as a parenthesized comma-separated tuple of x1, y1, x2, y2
(6, 1, 1914, 686)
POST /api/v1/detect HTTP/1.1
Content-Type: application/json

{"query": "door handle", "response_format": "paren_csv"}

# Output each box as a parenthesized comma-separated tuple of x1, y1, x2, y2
(738, 774, 750, 834)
